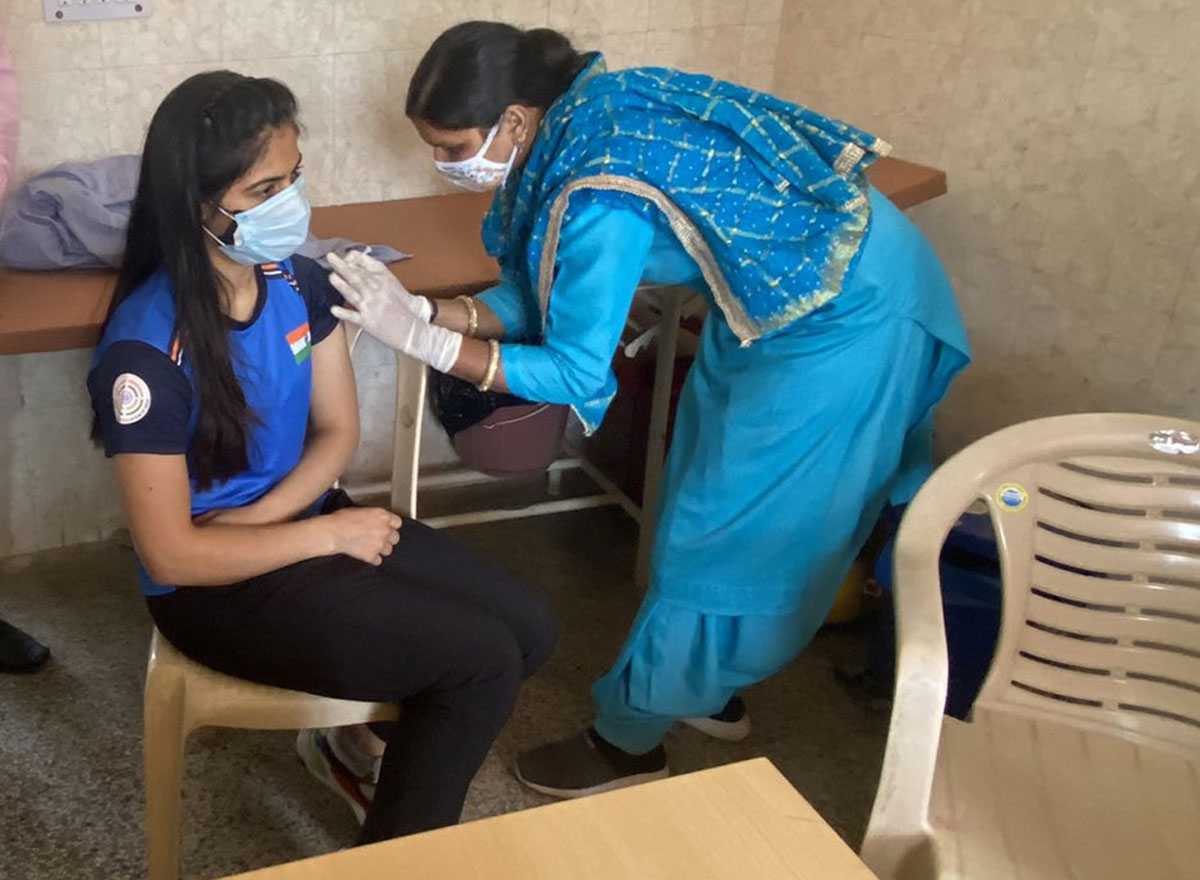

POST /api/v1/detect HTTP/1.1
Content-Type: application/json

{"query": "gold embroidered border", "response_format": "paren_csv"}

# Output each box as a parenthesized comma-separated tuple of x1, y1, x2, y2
(536, 174, 759, 344)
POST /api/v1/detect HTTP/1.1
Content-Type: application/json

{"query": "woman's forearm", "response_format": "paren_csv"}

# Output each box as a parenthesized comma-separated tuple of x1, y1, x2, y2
(431, 296, 508, 341)
(448, 334, 513, 394)
(214, 424, 358, 526)
(139, 516, 334, 587)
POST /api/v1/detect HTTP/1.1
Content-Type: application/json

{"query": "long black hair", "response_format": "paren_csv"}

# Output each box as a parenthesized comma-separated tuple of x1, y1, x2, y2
(98, 71, 298, 490)
(406, 22, 589, 129)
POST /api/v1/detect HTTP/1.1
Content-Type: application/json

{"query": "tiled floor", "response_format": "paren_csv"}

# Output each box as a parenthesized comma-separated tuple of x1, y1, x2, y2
(0, 507, 889, 879)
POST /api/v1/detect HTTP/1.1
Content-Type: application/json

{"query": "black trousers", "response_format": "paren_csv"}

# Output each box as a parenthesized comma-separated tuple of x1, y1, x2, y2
(147, 494, 557, 844)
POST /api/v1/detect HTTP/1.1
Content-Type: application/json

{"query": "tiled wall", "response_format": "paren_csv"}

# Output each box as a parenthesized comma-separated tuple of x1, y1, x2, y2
(4, 0, 783, 201)
(0, 0, 784, 555)
(773, 0, 1200, 453)
(5, 0, 1197, 556)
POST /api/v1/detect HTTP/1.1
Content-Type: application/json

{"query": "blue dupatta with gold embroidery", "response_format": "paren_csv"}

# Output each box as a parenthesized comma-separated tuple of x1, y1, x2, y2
(482, 56, 891, 344)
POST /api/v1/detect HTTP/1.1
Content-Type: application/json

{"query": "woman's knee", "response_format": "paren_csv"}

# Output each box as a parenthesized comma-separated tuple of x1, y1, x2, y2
(456, 619, 527, 703)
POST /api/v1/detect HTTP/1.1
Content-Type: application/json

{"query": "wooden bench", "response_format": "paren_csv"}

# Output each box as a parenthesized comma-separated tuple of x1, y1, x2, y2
(0, 157, 946, 355)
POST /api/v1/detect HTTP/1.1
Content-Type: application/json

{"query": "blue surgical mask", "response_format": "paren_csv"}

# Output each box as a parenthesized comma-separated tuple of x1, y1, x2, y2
(205, 176, 311, 265)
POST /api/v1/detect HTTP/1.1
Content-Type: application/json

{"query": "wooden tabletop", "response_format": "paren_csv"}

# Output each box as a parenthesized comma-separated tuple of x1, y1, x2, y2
(220, 758, 879, 880)
(0, 157, 946, 355)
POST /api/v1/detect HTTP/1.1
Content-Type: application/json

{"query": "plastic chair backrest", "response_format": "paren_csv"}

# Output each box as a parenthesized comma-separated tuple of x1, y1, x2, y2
(899, 413, 1200, 758)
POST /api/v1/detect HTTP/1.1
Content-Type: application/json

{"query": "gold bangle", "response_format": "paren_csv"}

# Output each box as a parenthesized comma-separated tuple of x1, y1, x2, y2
(457, 295, 478, 338)
(478, 339, 500, 392)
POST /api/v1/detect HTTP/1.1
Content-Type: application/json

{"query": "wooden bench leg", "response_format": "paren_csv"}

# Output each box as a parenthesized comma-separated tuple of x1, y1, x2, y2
(390, 352, 427, 519)
(635, 288, 684, 591)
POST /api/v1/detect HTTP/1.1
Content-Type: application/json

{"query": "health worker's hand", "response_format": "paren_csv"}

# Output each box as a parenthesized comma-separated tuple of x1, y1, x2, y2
(327, 250, 462, 373)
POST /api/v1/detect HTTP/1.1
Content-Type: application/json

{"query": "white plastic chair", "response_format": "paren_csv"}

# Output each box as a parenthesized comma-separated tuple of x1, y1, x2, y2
(142, 337, 422, 880)
(861, 413, 1200, 880)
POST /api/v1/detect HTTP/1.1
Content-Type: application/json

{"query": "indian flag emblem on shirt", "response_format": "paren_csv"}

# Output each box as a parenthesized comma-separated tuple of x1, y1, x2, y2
(287, 322, 312, 364)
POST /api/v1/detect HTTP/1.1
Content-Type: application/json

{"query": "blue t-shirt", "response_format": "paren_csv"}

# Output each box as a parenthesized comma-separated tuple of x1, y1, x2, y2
(87, 255, 342, 595)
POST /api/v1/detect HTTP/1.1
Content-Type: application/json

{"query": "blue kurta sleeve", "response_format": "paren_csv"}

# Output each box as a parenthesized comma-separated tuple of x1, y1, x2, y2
(476, 268, 538, 341)
(501, 200, 655, 409)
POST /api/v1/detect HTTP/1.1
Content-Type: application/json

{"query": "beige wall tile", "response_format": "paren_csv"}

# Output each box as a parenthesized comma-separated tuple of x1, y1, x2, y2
(935, 249, 1029, 362)
(103, 63, 212, 156)
(17, 344, 91, 410)
(787, 0, 883, 40)
(970, 0, 1081, 20)
(329, 52, 402, 203)
(1149, 317, 1200, 418)
(2, 1, 104, 72)
(865, 0, 970, 46)
(746, 0, 785, 26)
(773, 20, 860, 110)
(567, 31, 650, 71)
(773, 0, 1200, 451)
(699, 0, 747, 28)
(221, 0, 335, 62)
(0, 350, 124, 557)
(609, 32, 653, 71)
(491, 0, 551, 30)
(16, 70, 112, 174)
(1103, 202, 1198, 316)
(234, 55, 338, 205)
(963, 8, 1098, 64)
(1077, 67, 1164, 131)
(329, 50, 446, 204)
(549, 0, 650, 35)
(1092, 0, 1200, 79)
(0, 351, 19, 412)
(649, 0, 700, 32)
(333, 0, 449, 54)
(950, 52, 1086, 131)
(740, 25, 780, 92)
(98, 0, 223, 68)
(547, 0, 608, 35)
(855, 36, 960, 122)
(1172, 244, 1200, 324)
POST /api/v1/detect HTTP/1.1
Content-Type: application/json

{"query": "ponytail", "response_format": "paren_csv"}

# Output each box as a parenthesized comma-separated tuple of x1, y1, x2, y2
(406, 22, 589, 129)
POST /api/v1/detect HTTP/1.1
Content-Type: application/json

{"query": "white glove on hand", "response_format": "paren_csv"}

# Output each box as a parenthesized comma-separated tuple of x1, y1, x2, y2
(327, 250, 463, 373)
(327, 250, 432, 320)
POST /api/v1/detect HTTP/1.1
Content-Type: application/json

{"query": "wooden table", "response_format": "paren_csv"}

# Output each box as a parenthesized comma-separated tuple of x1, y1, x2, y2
(0, 157, 946, 356)
(220, 758, 879, 880)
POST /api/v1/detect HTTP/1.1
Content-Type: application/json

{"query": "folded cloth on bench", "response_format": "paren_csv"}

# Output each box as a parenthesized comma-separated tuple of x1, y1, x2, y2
(0, 155, 139, 269)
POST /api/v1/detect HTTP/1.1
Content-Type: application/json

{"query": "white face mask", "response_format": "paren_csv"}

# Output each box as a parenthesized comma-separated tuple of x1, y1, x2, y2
(434, 121, 518, 192)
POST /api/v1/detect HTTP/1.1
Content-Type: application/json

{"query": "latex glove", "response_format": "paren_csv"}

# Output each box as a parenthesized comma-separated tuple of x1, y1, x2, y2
(327, 249, 432, 321)
(328, 252, 462, 373)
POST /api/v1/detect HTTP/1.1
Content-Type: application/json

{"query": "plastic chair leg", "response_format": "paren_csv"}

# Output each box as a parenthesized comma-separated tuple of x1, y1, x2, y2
(144, 669, 188, 880)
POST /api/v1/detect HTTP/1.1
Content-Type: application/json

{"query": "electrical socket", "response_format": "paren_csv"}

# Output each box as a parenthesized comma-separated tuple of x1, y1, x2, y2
(43, 0, 152, 23)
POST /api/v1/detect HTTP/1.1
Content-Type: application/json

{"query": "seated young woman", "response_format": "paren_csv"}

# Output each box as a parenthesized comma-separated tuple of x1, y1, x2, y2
(86, 71, 556, 844)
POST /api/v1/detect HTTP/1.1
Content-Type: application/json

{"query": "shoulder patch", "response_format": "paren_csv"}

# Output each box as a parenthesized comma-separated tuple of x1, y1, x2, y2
(113, 373, 152, 425)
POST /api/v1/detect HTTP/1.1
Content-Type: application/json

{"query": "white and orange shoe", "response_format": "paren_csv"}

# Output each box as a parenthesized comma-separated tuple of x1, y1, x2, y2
(296, 728, 376, 823)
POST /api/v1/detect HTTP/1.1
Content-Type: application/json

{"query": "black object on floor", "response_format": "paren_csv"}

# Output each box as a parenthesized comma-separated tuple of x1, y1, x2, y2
(711, 695, 746, 722)
(857, 507, 1002, 720)
(0, 618, 51, 673)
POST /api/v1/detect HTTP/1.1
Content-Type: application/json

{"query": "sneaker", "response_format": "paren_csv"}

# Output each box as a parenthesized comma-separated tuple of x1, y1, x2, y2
(681, 695, 752, 742)
(515, 728, 668, 799)
(296, 728, 375, 823)
(0, 620, 50, 674)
